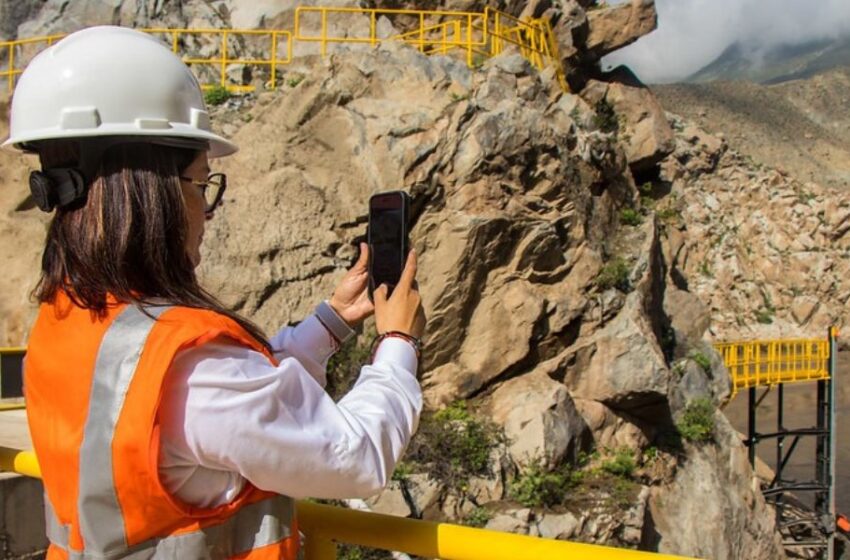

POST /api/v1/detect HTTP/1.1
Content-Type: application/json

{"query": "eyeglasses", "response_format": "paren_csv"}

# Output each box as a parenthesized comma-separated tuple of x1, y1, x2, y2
(180, 172, 227, 214)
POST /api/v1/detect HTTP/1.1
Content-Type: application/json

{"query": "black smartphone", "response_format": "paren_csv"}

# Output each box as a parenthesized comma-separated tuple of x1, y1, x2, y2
(367, 191, 411, 300)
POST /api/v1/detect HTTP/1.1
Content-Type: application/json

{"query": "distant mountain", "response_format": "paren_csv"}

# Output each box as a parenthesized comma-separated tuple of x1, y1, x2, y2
(688, 35, 850, 84)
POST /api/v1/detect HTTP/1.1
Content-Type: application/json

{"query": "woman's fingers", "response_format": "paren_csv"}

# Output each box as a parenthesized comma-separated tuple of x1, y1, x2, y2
(373, 284, 389, 308)
(395, 250, 418, 293)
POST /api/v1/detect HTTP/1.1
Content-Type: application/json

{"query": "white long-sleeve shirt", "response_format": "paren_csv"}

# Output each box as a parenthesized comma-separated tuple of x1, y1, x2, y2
(157, 314, 421, 508)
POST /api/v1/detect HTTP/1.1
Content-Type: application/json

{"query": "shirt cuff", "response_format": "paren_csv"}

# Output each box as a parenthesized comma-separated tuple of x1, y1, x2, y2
(315, 300, 355, 346)
(273, 315, 337, 367)
(372, 337, 419, 375)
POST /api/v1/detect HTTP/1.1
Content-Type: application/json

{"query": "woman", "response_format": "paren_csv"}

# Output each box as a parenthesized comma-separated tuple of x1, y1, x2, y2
(9, 26, 425, 559)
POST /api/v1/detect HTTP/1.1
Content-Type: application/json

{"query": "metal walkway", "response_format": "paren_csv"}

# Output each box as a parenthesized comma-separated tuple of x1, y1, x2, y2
(714, 328, 838, 559)
(0, 6, 569, 94)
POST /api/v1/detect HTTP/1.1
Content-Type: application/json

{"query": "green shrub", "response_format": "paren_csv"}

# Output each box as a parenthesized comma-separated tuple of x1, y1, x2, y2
(287, 74, 304, 87)
(204, 84, 231, 106)
(593, 98, 618, 133)
(596, 258, 631, 292)
(600, 447, 636, 478)
(619, 208, 642, 226)
(755, 307, 774, 324)
(689, 351, 711, 373)
(391, 461, 414, 482)
(463, 507, 492, 528)
(405, 401, 502, 492)
(609, 478, 638, 509)
(511, 460, 575, 509)
(676, 398, 715, 443)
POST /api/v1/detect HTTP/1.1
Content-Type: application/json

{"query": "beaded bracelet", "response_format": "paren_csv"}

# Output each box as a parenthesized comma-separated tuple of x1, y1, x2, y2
(370, 331, 422, 362)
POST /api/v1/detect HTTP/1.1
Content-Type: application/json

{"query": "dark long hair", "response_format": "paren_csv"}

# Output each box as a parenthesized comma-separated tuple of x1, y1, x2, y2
(34, 141, 271, 351)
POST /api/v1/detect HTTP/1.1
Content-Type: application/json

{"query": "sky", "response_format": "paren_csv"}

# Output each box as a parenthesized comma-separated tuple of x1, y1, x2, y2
(602, 0, 850, 83)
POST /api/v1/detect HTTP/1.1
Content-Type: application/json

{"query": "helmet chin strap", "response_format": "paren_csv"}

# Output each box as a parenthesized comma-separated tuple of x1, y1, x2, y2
(28, 136, 209, 213)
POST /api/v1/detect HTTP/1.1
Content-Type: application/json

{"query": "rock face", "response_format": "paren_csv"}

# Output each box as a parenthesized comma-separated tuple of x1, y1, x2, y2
(647, 416, 785, 558)
(659, 113, 850, 341)
(582, 75, 676, 172)
(0, 100, 48, 347)
(585, 0, 657, 59)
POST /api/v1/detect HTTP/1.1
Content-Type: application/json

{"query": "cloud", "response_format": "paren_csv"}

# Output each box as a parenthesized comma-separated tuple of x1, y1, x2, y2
(602, 0, 850, 83)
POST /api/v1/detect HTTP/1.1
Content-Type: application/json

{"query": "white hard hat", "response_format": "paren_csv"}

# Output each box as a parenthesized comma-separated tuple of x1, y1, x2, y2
(3, 26, 237, 158)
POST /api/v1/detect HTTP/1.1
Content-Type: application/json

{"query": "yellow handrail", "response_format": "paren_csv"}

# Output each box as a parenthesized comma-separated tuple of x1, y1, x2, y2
(714, 338, 830, 396)
(0, 6, 571, 94)
(298, 500, 693, 560)
(0, 28, 293, 94)
(0, 446, 692, 559)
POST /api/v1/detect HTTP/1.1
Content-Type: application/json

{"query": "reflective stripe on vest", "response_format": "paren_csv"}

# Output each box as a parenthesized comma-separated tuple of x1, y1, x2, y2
(50, 304, 294, 558)
(46, 492, 294, 559)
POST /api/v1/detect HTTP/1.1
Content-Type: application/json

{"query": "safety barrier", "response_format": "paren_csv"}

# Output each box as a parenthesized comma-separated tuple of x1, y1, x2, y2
(714, 337, 831, 396)
(0, 28, 292, 94)
(0, 445, 690, 559)
(0, 6, 569, 95)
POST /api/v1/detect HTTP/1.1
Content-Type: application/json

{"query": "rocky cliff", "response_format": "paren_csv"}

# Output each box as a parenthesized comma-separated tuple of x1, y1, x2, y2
(1, 1, 835, 558)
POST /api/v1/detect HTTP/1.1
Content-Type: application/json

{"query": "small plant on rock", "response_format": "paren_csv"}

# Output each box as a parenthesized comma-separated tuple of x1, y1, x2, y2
(596, 257, 631, 292)
(676, 397, 716, 443)
(755, 307, 774, 324)
(463, 506, 493, 528)
(619, 208, 643, 226)
(405, 401, 502, 492)
(689, 351, 712, 373)
(600, 447, 636, 478)
(204, 84, 231, 106)
(593, 98, 619, 134)
(511, 459, 575, 509)
(287, 74, 304, 87)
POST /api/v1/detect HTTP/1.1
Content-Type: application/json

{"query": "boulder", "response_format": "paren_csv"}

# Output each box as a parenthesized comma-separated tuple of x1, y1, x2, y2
(573, 398, 650, 449)
(365, 481, 411, 517)
(486, 368, 590, 467)
(582, 76, 675, 171)
(535, 511, 581, 539)
(485, 508, 532, 534)
(647, 416, 786, 559)
(585, 0, 657, 59)
(663, 287, 710, 353)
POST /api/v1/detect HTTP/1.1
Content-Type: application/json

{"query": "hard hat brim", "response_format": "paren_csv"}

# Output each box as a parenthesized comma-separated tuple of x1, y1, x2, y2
(2, 126, 238, 159)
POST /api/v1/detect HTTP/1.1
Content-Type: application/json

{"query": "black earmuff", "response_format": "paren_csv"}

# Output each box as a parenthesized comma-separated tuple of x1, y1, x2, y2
(28, 168, 87, 213)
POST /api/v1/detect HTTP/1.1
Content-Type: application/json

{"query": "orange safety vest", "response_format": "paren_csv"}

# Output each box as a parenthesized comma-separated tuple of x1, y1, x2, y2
(26, 292, 300, 559)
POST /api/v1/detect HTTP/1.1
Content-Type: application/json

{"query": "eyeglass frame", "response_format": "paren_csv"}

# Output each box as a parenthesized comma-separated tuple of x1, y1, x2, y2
(179, 172, 227, 214)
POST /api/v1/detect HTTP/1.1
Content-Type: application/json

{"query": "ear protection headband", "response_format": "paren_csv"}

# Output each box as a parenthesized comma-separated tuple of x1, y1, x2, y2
(28, 168, 87, 212)
(27, 136, 209, 213)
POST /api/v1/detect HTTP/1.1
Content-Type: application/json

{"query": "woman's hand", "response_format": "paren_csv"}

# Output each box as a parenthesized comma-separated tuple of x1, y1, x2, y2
(329, 243, 374, 327)
(374, 250, 426, 339)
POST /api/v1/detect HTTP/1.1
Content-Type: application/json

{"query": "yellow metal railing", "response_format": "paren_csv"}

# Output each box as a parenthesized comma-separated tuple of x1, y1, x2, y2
(0, 445, 691, 559)
(1, 6, 570, 95)
(145, 28, 292, 92)
(0, 29, 292, 94)
(294, 6, 488, 65)
(714, 338, 831, 396)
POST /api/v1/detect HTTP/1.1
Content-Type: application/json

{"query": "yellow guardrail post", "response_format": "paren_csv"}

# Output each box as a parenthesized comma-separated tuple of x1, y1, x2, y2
(8, 43, 14, 93)
(220, 29, 228, 87)
(0, 447, 40, 478)
(321, 9, 327, 57)
(270, 31, 278, 88)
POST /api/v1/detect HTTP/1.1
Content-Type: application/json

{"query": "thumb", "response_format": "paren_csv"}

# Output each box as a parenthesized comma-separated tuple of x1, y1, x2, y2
(353, 242, 369, 272)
